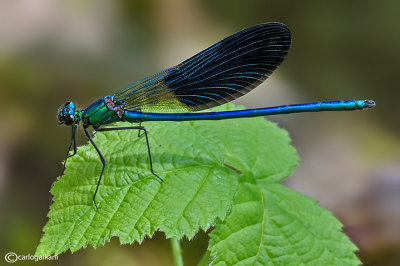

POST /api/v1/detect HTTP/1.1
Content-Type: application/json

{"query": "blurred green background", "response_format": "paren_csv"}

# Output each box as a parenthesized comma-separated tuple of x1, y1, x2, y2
(0, 0, 399, 265)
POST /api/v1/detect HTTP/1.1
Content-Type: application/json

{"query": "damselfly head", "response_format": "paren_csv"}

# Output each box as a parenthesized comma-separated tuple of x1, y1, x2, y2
(58, 101, 77, 125)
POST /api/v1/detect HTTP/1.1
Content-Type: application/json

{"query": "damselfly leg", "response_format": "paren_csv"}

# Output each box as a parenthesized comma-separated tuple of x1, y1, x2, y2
(136, 108, 143, 137)
(63, 125, 78, 172)
(84, 125, 162, 209)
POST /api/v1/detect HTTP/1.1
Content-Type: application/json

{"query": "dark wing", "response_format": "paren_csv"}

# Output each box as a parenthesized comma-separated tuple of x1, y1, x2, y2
(113, 22, 291, 112)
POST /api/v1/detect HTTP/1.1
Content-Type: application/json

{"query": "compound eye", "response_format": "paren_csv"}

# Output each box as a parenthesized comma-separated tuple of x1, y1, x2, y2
(64, 114, 75, 125)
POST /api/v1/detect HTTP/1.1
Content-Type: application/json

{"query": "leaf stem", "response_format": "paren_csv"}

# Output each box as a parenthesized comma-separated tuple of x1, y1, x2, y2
(171, 237, 184, 266)
(197, 250, 211, 266)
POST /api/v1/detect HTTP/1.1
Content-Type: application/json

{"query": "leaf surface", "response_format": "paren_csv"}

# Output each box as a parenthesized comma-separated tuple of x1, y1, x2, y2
(36, 103, 297, 256)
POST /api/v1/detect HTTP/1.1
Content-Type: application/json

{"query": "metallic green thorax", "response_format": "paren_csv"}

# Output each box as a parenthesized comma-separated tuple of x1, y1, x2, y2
(82, 96, 123, 126)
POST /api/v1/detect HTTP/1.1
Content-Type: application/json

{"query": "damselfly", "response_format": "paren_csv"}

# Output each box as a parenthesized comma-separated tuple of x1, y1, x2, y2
(57, 22, 375, 208)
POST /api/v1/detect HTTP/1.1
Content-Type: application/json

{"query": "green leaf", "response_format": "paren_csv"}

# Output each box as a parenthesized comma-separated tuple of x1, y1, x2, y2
(36, 103, 298, 256)
(209, 181, 360, 265)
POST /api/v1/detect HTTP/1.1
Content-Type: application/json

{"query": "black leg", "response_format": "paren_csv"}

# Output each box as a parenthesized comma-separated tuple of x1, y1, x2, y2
(97, 126, 162, 183)
(63, 125, 78, 172)
(84, 125, 105, 209)
(137, 109, 143, 137)
(137, 121, 142, 137)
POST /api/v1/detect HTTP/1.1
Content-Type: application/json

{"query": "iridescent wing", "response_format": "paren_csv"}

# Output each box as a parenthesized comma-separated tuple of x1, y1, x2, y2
(113, 22, 291, 112)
